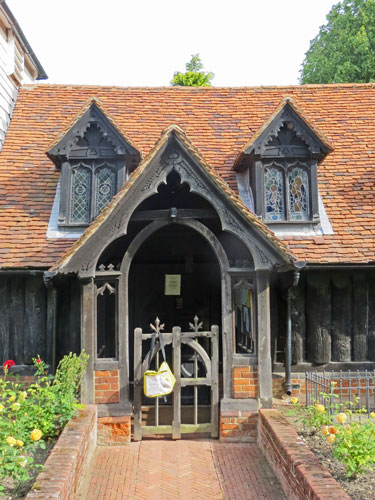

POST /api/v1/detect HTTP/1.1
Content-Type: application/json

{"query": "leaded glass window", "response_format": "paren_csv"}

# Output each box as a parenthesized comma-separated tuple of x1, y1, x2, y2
(264, 167, 285, 221)
(70, 167, 91, 223)
(95, 167, 116, 216)
(288, 167, 309, 221)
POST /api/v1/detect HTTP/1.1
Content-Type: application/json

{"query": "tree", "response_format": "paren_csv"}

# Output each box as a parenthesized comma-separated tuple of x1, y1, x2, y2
(171, 54, 214, 87)
(300, 0, 375, 84)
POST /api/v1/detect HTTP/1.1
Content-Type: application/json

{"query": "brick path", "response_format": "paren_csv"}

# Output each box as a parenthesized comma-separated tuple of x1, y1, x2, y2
(77, 440, 285, 500)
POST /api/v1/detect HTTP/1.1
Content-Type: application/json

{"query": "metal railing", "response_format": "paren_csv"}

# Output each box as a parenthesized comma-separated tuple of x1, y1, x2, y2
(306, 370, 375, 417)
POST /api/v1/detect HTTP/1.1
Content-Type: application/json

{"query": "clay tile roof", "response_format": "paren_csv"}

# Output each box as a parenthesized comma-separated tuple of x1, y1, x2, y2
(2, 83, 375, 267)
(234, 96, 334, 165)
(51, 124, 295, 272)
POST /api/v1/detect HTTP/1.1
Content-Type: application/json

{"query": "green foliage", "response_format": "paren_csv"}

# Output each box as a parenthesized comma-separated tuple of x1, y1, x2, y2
(287, 392, 375, 479)
(292, 401, 332, 434)
(333, 420, 375, 477)
(171, 54, 214, 87)
(0, 351, 88, 491)
(300, 0, 375, 83)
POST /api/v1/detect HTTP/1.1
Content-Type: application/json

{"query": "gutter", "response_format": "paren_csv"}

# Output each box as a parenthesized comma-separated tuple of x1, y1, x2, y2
(0, 0, 47, 80)
(285, 271, 300, 395)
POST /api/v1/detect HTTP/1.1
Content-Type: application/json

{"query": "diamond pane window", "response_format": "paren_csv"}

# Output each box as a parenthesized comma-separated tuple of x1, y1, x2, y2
(71, 167, 91, 223)
(288, 167, 309, 221)
(264, 167, 285, 221)
(95, 167, 116, 216)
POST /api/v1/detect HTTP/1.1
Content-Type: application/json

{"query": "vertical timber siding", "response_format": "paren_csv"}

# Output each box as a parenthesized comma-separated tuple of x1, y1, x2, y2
(0, 275, 47, 364)
(0, 275, 81, 367)
(276, 270, 375, 364)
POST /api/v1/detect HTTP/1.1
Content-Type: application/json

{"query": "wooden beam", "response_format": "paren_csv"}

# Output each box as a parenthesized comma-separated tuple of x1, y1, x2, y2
(256, 271, 272, 408)
(130, 209, 217, 221)
(81, 279, 95, 404)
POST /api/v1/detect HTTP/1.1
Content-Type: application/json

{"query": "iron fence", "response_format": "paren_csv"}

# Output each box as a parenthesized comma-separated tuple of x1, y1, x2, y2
(305, 370, 375, 417)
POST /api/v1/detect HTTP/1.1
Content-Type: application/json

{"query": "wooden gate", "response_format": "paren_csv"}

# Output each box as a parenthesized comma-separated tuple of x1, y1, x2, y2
(133, 317, 219, 441)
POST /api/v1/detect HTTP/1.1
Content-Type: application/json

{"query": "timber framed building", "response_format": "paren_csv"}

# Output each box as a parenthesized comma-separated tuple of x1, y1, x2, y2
(1, 82, 375, 439)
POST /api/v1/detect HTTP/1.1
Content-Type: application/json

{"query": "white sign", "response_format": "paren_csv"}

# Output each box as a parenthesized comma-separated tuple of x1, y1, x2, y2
(165, 274, 181, 295)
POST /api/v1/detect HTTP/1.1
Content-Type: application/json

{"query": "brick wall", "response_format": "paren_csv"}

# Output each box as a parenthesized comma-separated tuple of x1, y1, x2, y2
(258, 409, 350, 500)
(6, 374, 37, 388)
(220, 410, 258, 442)
(233, 366, 258, 398)
(272, 373, 375, 400)
(94, 370, 120, 404)
(97, 415, 131, 445)
(26, 405, 97, 500)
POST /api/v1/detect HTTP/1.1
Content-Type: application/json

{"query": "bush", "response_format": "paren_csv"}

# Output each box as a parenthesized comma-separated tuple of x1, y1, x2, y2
(0, 351, 88, 493)
(287, 394, 375, 479)
(333, 419, 375, 478)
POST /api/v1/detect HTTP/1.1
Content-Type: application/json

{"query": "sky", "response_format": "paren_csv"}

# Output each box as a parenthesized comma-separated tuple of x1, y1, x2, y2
(7, 0, 337, 87)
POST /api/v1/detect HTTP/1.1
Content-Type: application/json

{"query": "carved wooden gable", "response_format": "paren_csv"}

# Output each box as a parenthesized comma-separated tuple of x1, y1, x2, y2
(234, 100, 332, 224)
(52, 126, 296, 277)
(47, 101, 141, 228)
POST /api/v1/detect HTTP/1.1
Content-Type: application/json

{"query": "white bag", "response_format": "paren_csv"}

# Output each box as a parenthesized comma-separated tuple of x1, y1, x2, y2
(144, 361, 176, 398)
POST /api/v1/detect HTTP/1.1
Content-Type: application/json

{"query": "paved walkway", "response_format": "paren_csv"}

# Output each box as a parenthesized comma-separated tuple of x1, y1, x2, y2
(77, 440, 284, 500)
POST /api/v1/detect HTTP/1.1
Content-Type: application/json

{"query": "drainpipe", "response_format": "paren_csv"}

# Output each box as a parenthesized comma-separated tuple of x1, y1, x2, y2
(285, 271, 300, 395)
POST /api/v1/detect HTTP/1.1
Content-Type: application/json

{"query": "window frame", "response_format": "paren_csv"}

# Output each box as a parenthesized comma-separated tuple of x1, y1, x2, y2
(262, 160, 312, 223)
(59, 159, 124, 228)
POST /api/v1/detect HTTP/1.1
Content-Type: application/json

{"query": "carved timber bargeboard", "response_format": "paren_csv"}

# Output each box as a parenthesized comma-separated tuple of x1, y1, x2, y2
(57, 133, 291, 277)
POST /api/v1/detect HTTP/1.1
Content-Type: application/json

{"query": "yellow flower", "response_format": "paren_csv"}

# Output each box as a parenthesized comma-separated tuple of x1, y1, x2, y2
(321, 426, 330, 436)
(30, 429, 43, 442)
(16, 440, 24, 447)
(290, 397, 298, 404)
(11, 402, 21, 411)
(19, 391, 27, 400)
(315, 403, 325, 413)
(8, 395, 16, 402)
(370, 412, 375, 419)
(336, 412, 347, 424)
(6, 436, 17, 446)
(0, 404, 4, 412)
(327, 434, 336, 444)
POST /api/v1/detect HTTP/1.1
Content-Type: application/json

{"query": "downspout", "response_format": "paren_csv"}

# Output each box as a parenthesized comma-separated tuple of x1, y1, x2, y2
(285, 271, 300, 395)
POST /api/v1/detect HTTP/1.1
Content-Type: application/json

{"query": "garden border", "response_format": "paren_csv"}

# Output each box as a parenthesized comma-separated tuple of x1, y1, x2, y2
(25, 405, 97, 500)
(258, 409, 351, 500)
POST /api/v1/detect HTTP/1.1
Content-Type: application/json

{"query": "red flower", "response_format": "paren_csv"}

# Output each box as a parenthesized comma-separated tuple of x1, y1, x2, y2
(3, 360, 15, 370)
(36, 358, 42, 364)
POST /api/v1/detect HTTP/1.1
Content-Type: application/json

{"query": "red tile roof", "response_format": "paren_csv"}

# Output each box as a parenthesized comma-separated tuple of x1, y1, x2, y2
(1, 83, 375, 268)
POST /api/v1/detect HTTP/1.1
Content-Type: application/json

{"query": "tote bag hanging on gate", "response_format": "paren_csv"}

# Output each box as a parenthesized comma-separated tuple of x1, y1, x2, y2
(144, 361, 176, 398)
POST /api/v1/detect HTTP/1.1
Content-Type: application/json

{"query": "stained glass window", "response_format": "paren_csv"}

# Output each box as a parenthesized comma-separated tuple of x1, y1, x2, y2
(95, 167, 116, 216)
(264, 167, 285, 221)
(288, 167, 309, 221)
(70, 167, 91, 223)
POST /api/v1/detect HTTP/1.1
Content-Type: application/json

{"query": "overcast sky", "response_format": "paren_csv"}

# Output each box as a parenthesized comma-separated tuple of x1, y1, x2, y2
(7, 0, 337, 87)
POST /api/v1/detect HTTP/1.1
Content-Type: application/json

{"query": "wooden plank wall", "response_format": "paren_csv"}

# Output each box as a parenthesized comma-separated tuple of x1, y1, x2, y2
(0, 275, 81, 367)
(284, 270, 375, 364)
(56, 277, 81, 360)
(0, 275, 47, 364)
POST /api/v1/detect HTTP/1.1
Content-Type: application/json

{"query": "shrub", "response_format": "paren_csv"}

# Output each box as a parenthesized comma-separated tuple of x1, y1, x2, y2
(333, 420, 375, 478)
(0, 351, 88, 493)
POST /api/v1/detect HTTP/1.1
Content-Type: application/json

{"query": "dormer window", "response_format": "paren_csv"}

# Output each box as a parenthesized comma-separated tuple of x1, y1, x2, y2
(234, 99, 332, 226)
(264, 162, 310, 222)
(47, 100, 140, 228)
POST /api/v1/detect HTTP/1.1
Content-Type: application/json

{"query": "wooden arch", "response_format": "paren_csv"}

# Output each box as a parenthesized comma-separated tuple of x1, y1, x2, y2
(118, 218, 233, 401)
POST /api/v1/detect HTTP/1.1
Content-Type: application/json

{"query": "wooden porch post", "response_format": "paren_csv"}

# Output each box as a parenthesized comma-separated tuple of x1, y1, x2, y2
(81, 278, 95, 404)
(256, 271, 273, 408)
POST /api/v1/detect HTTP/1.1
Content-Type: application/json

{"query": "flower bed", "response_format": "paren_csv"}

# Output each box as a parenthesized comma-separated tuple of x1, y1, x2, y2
(0, 352, 88, 498)
(281, 396, 375, 500)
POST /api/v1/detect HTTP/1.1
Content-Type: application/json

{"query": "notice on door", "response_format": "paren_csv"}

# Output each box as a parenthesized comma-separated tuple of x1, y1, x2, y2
(165, 274, 181, 295)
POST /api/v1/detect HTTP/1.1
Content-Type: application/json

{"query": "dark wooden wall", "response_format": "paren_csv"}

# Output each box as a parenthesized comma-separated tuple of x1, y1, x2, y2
(274, 270, 375, 365)
(0, 274, 48, 365)
(0, 274, 81, 367)
(56, 277, 81, 361)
